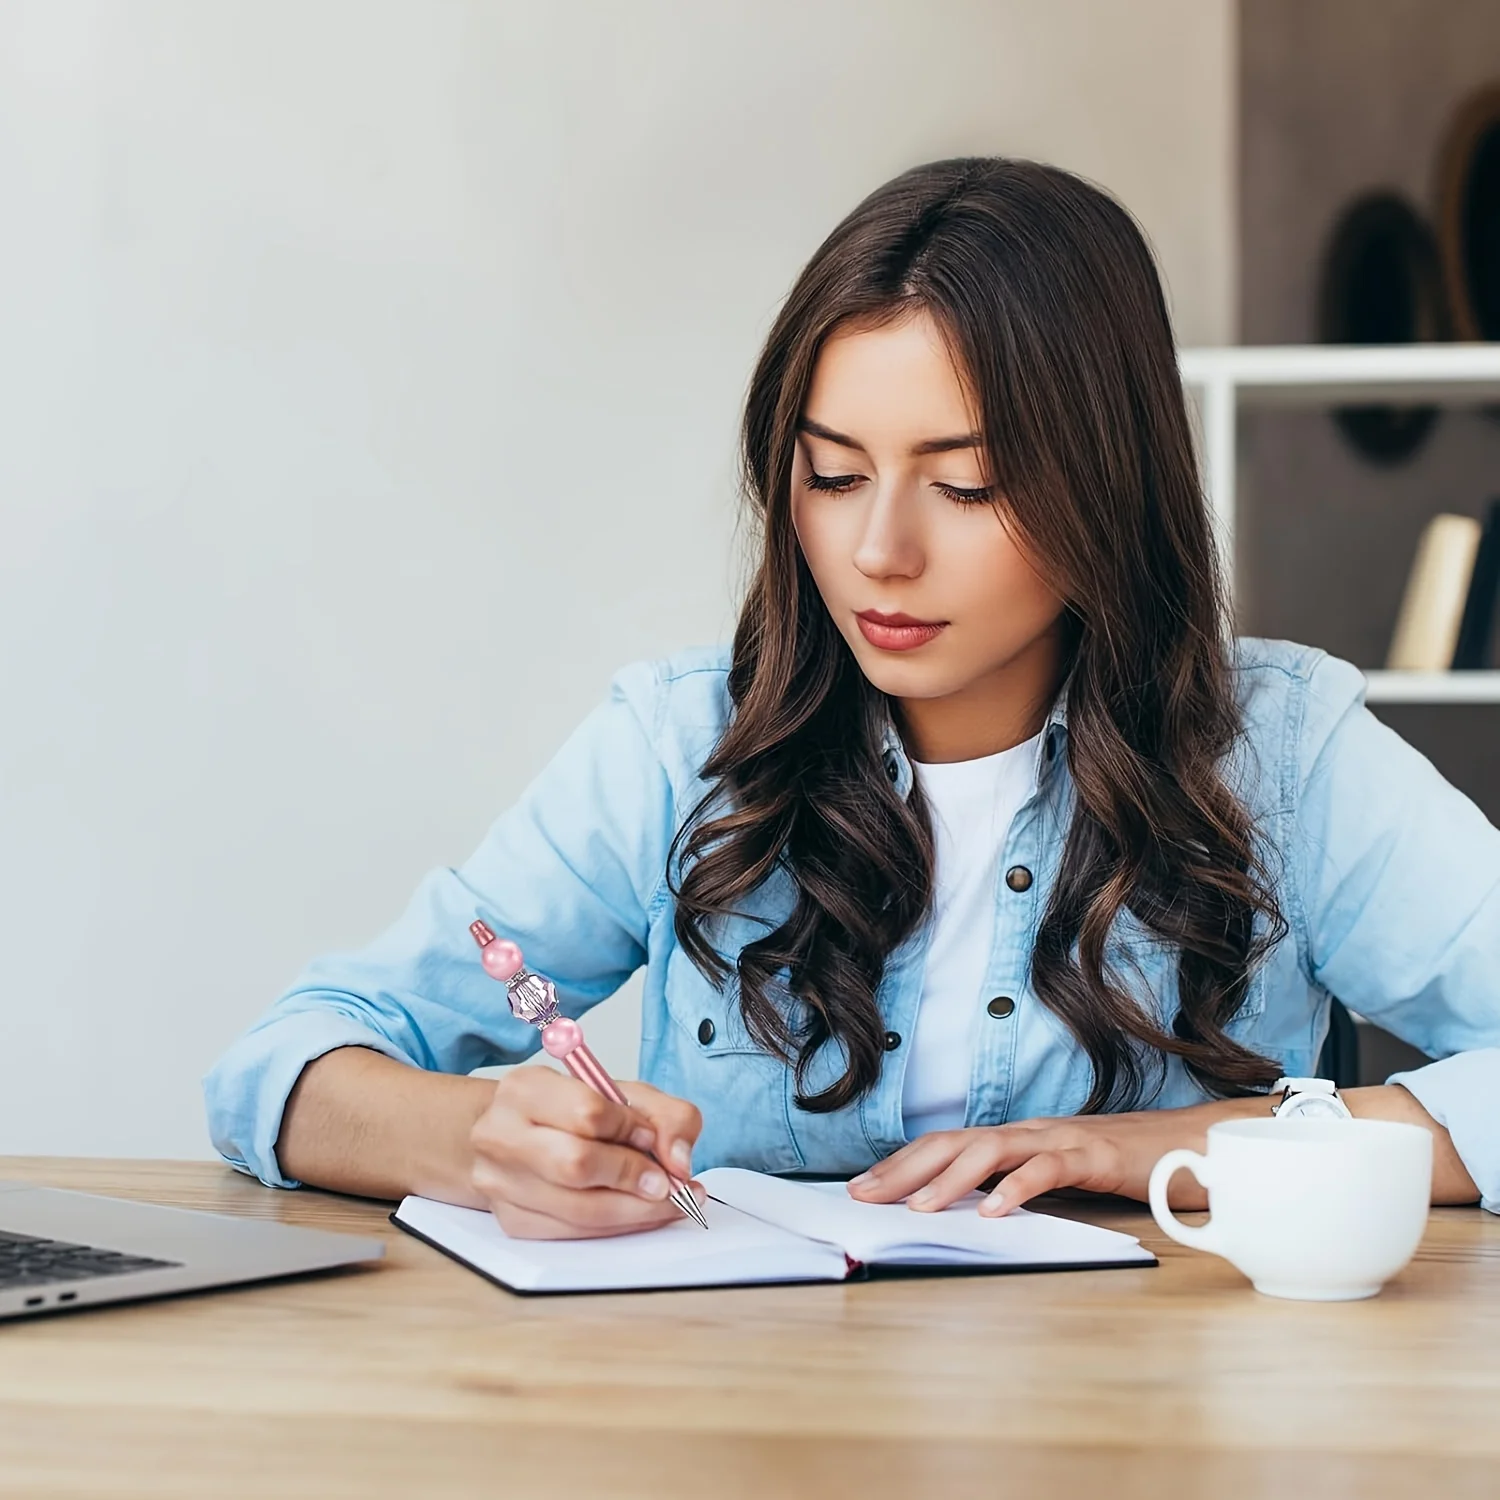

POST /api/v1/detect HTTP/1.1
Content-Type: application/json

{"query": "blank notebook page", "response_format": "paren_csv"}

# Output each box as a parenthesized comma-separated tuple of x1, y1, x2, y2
(394, 1193, 848, 1293)
(700, 1168, 1155, 1267)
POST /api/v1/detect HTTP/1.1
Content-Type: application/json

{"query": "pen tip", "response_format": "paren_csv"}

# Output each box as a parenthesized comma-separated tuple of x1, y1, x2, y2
(672, 1187, 709, 1229)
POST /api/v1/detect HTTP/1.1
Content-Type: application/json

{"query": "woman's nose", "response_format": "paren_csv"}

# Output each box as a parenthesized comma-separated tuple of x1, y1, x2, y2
(852, 488, 924, 580)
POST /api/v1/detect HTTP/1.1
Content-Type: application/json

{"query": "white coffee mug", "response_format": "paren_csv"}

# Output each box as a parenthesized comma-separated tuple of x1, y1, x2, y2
(1148, 1116, 1433, 1300)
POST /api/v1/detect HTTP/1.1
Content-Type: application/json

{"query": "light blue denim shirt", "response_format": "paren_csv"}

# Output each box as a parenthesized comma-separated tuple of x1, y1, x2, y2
(204, 637, 1500, 1211)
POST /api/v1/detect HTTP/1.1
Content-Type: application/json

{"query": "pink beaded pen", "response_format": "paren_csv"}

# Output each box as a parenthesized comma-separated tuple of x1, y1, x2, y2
(469, 921, 709, 1229)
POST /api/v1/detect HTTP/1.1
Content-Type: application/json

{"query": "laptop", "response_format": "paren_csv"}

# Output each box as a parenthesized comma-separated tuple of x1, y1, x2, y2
(0, 1179, 384, 1320)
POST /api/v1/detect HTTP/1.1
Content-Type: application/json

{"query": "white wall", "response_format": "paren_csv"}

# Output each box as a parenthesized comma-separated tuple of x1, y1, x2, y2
(0, 0, 1235, 1159)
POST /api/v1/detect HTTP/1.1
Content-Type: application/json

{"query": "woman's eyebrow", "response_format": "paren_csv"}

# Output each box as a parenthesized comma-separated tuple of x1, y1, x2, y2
(797, 417, 982, 456)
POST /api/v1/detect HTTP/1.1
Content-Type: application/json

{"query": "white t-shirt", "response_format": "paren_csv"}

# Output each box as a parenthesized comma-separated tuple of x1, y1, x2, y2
(901, 731, 1042, 1139)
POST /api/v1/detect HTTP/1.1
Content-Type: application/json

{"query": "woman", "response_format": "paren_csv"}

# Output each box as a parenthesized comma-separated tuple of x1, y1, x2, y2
(206, 158, 1496, 1239)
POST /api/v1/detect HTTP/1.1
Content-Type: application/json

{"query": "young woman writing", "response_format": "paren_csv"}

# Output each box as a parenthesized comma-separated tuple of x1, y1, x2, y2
(207, 158, 1497, 1239)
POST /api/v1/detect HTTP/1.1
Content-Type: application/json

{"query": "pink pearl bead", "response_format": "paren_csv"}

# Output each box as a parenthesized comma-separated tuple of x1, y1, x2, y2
(541, 1017, 583, 1059)
(480, 939, 524, 981)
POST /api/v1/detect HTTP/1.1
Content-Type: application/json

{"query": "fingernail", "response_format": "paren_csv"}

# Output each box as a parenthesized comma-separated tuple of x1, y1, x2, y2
(670, 1139, 692, 1175)
(980, 1194, 1007, 1217)
(848, 1171, 872, 1187)
(630, 1126, 656, 1152)
(908, 1190, 934, 1210)
(638, 1170, 668, 1200)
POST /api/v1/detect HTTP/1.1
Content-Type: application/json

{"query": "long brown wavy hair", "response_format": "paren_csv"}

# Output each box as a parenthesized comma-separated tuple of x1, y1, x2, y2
(669, 157, 1286, 1115)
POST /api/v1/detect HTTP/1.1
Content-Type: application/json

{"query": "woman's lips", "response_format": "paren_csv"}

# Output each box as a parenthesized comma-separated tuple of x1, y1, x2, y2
(855, 611, 947, 651)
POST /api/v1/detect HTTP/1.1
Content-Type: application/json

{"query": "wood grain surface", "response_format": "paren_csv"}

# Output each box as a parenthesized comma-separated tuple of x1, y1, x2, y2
(0, 1157, 1496, 1499)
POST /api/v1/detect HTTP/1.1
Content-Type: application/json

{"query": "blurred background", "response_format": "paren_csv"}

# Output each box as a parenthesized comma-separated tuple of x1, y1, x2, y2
(1, 0, 1495, 1160)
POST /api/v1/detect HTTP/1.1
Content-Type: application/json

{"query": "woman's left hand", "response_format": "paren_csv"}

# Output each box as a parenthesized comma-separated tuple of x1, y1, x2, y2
(849, 1084, 1477, 1215)
(847, 1102, 1258, 1217)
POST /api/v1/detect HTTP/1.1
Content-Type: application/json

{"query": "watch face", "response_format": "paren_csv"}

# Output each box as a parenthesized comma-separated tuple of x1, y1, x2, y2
(1283, 1093, 1348, 1119)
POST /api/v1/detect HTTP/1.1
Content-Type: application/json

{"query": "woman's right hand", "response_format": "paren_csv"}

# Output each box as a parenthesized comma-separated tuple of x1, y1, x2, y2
(469, 1066, 705, 1239)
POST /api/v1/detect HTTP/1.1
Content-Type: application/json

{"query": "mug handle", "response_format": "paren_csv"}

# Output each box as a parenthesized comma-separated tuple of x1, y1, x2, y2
(1148, 1148, 1222, 1254)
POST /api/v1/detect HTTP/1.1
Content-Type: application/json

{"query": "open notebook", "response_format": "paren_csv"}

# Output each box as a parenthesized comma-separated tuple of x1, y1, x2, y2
(392, 1167, 1155, 1295)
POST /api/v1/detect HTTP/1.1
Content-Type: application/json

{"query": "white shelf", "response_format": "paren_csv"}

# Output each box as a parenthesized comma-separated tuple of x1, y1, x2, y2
(1179, 343, 1500, 406)
(1363, 672, 1500, 704)
(1175, 346, 1500, 705)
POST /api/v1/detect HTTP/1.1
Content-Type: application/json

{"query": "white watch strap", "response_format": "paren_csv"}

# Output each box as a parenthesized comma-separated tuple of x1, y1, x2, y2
(1272, 1076, 1337, 1097)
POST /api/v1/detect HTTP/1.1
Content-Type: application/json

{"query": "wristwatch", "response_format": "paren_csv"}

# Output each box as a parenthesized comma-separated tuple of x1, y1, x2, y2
(1270, 1076, 1352, 1120)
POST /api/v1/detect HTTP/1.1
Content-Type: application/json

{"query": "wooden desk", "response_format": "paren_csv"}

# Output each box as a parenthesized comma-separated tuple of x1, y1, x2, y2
(0, 1159, 1496, 1499)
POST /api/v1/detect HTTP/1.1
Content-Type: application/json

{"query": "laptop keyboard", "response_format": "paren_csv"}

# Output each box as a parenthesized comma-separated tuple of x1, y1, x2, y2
(0, 1227, 180, 1289)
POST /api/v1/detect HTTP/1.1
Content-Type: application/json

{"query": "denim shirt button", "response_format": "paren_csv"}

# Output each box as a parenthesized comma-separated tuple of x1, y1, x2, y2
(1005, 865, 1033, 892)
(883, 753, 899, 783)
(697, 1018, 715, 1045)
(883, 1030, 902, 1051)
(986, 996, 1016, 1019)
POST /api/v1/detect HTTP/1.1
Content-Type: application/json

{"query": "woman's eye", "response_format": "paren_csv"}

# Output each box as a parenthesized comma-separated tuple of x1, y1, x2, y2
(801, 472, 993, 505)
(802, 471, 862, 494)
(934, 482, 995, 507)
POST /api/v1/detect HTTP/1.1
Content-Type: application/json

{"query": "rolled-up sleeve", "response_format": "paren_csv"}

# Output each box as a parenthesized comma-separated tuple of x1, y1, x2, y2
(203, 660, 676, 1188)
(1387, 1050, 1500, 1212)
(1290, 653, 1500, 1212)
